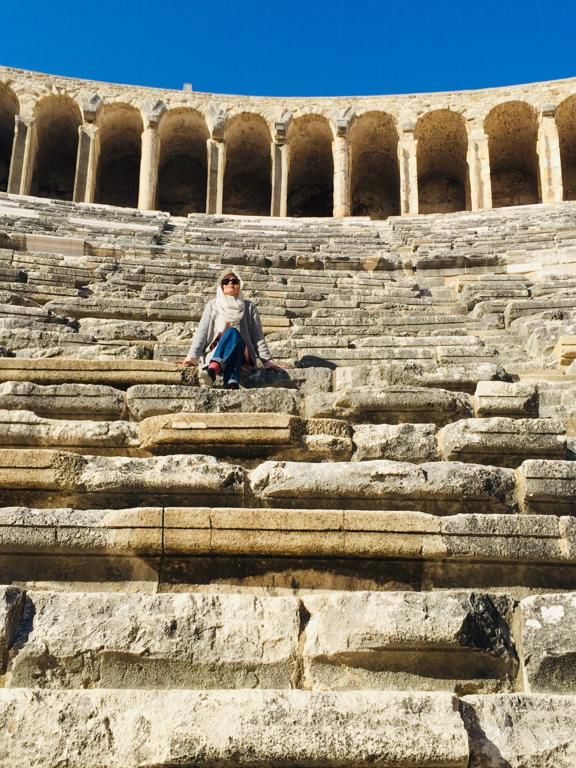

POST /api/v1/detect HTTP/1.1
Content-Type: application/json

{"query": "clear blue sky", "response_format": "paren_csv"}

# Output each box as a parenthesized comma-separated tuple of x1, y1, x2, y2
(3, 0, 575, 97)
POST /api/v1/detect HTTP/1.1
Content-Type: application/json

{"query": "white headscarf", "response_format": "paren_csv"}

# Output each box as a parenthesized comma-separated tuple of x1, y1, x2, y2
(213, 268, 246, 335)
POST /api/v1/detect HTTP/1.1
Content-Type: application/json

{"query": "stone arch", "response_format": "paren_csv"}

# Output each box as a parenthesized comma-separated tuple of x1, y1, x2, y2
(96, 104, 142, 208)
(287, 115, 333, 217)
(223, 113, 272, 216)
(556, 95, 576, 201)
(0, 85, 18, 192)
(485, 101, 540, 208)
(350, 111, 399, 219)
(415, 109, 469, 214)
(157, 108, 209, 215)
(31, 95, 81, 201)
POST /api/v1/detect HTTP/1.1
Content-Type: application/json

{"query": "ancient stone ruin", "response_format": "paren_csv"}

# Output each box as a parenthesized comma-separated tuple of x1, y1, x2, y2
(0, 66, 576, 766)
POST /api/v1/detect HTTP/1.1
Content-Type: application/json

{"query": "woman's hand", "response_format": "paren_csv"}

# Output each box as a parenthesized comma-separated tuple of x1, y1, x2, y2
(179, 357, 199, 367)
(263, 360, 286, 371)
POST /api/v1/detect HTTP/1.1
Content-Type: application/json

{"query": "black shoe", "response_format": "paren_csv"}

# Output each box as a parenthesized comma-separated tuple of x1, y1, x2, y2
(224, 380, 239, 390)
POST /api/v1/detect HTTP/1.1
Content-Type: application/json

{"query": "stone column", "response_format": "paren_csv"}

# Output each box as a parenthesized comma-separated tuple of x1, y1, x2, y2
(73, 123, 99, 203)
(138, 124, 160, 210)
(7, 114, 36, 195)
(271, 120, 290, 217)
(73, 94, 102, 204)
(333, 118, 351, 217)
(206, 138, 225, 214)
(138, 100, 166, 211)
(397, 123, 419, 215)
(466, 126, 492, 211)
(537, 105, 563, 204)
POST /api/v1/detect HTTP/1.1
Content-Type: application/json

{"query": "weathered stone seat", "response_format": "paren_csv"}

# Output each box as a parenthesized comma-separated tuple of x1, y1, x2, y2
(2, 507, 576, 592)
(438, 417, 567, 466)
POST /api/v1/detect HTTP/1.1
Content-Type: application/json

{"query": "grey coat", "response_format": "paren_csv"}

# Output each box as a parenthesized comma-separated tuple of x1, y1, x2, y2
(186, 299, 272, 365)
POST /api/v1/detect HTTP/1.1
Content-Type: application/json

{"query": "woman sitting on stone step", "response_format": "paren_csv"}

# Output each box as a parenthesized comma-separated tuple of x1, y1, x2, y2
(181, 268, 281, 389)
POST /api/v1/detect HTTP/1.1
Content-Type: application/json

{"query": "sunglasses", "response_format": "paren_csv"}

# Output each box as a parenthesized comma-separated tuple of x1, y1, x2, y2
(221, 278, 240, 286)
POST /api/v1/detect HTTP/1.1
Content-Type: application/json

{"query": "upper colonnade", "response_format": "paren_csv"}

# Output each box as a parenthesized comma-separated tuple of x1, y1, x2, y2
(1, 65, 576, 218)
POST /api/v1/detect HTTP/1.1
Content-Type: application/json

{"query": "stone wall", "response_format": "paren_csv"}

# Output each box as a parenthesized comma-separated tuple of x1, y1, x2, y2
(0, 66, 575, 217)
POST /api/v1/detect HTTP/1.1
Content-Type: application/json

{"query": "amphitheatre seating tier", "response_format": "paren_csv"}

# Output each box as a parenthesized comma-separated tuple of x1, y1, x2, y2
(1, 190, 576, 767)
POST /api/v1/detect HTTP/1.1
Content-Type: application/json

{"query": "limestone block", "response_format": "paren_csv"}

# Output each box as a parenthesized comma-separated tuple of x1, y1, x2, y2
(0, 689, 469, 768)
(164, 507, 439, 560)
(474, 381, 538, 417)
(305, 386, 472, 426)
(518, 460, 576, 514)
(0, 506, 162, 555)
(78, 317, 174, 341)
(438, 418, 566, 466)
(519, 593, 576, 693)
(353, 422, 439, 462)
(77, 454, 244, 502)
(334, 361, 507, 394)
(249, 459, 517, 514)
(302, 591, 516, 693)
(126, 384, 302, 420)
(553, 335, 576, 366)
(138, 412, 352, 460)
(0, 449, 84, 493)
(0, 586, 25, 673)
(139, 412, 294, 452)
(7, 591, 300, 689)
(440, 514, 566, 562)
(461, 693, 576, 767)
(0, 450, 244, 506)
(0, 410, 139, 452)
(0, 381, 126, 419)
(505, 298, 576, 326)
(0, 358, 181, 386)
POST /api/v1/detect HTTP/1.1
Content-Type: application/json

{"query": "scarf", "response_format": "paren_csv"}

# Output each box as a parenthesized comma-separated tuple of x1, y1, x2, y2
(212, 269, 246, 337)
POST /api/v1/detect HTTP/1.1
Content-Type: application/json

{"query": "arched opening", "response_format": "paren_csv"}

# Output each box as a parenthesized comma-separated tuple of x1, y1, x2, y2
(485, 101, 540, 208)
(415, 109, 469, 214)
(0, 86, 18, 192)
(287, 115, 333, 217)
(350, 111, 399, 219)
(223, 113, 271, 216)
(157, 108, 209, 215)
(557, 96, 576, 201)
(96, 104, 142, 208)
(31, 95, 81, 201)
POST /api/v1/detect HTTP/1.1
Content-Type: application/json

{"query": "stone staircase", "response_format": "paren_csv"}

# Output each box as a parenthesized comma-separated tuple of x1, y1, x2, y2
(1, 191, 576, 766)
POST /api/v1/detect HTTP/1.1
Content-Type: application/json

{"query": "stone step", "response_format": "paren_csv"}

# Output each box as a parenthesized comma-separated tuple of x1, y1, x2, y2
(473, 381, 539, 417)
(2, 588, 516, 693)
(334, 361, 510, 394)
(0, 359, 181, 386)
(249, 458, 517, 514)
(2, 448, 572, 513)
(2, 507, 576, 592)
(0, 688, 469, 768)
(305, 385, 473, 425)
(518, 459, 576, 514)
(437, 417, 567, 466)
(137, 412, 353, 460)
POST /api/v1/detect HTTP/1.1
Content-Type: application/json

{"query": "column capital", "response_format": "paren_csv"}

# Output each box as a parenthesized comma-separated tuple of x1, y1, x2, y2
(399, 119, 416, 135)
(274, 110, 292, 145)
(331, 107, 354, 138)
(541, 103, 557, 119)
(81, 93, 102, 123)
(206, 103, 227, 141)
(466, 123, 488, 142)
(15, 113, 35, 129)
(142, 99, 166, 128)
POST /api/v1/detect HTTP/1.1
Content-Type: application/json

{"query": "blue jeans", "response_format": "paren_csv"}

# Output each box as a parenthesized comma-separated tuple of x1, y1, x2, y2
(210, 327, 245, 386)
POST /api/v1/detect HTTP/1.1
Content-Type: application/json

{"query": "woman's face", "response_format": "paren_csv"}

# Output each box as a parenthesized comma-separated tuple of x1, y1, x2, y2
(222, 273, 241, 297)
